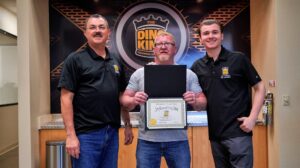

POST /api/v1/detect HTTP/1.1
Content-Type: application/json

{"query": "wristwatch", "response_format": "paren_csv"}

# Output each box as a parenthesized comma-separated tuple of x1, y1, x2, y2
(124, 122, 132, 128)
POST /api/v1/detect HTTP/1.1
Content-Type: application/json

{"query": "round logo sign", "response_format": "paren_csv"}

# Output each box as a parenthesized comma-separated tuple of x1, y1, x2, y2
(113, 1, 189, 69)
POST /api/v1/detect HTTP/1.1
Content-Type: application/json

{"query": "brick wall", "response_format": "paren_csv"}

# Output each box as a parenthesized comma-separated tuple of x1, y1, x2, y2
(51, 0, 91, 31)
(190, 0, 249, 53)
(50, 0, 249, 78)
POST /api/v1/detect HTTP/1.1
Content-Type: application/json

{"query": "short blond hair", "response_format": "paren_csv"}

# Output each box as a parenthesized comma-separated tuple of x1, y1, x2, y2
(155, 30, 176, 44)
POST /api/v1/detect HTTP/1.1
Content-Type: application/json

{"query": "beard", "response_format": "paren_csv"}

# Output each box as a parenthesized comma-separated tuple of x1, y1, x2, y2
(156, 54, 173, 63)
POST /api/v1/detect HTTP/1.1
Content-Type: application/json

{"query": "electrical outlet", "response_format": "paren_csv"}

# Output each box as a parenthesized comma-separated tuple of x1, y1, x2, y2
(282, 95, 290, 106)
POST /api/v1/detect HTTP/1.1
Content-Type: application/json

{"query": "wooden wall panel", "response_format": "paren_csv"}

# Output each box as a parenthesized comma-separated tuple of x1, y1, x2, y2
(253, 125, 268, 168)
(192, 127, 215, 168)
(39, 126, 267, 168)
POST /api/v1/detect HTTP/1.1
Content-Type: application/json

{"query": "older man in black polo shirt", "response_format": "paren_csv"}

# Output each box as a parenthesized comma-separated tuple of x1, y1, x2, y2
(58, 14, 133, 168)
(191, 19, 266, 168)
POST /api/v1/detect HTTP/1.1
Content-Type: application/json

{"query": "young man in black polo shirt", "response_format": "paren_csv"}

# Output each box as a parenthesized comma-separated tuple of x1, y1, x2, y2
(58, 14, 133, 168)
(191, 19, 266, 168)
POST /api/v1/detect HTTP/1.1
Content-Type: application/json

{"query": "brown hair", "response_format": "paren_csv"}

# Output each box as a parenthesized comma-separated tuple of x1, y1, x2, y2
(198, 19, 223, 35)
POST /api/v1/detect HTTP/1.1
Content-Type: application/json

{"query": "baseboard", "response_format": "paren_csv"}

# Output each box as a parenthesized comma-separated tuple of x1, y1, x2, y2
(0, 142, 18, 156)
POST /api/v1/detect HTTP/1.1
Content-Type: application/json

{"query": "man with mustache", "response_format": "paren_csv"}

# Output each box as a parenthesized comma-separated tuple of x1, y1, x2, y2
(121, 31, 207, 168)
(58, 14, 133, 168)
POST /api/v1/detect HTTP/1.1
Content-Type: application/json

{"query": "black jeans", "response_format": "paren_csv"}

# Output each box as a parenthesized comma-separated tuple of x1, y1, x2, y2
(211, 136, 253, 168)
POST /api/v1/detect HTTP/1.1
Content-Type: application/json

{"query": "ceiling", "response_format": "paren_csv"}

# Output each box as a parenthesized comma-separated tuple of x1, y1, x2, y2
(0, 0, 17, 14)
(0, 0, 17, 45)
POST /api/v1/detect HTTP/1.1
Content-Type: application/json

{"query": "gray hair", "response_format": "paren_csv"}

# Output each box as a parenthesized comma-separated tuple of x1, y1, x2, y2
(84, 14, 109, 30)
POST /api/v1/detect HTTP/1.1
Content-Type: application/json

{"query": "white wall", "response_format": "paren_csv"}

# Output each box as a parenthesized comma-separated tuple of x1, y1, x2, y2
(0, 0, 18, 158)
(0, 46, 18, 105)
(276, 0, 300, 167)
(252, 0, 300, 167)
(0, 45, 18, 155)
(17, 0, 50, 167)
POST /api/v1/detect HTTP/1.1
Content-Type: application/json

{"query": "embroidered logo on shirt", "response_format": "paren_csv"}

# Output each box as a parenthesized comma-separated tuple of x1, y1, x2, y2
(113, 65, 120, 74)
(221, 67, 231, 79)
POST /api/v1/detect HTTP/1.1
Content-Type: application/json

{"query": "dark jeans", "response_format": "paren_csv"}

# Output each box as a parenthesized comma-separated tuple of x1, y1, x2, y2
(136, 139, 191, 168)
(71, 125, 119, 168)
(211, 136, 253, 168)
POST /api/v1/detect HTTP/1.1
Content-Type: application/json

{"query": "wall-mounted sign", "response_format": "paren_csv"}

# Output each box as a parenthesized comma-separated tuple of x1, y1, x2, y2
(114, 1, 189, 69)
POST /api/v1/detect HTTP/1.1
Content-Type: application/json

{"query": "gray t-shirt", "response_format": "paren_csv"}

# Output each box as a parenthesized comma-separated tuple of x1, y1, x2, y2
(126, 67, 202, 142)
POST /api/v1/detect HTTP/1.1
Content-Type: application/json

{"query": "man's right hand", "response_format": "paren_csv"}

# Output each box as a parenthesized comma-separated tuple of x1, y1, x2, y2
(66, 135, 80, 159)
(134, 91, 148, 105)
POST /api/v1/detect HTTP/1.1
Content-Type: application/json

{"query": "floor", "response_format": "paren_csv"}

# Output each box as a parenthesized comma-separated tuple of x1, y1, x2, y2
(0, 147, 18, 168)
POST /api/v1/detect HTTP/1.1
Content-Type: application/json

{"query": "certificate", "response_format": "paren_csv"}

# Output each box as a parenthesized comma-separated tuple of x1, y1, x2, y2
(146, 98, 187, 130)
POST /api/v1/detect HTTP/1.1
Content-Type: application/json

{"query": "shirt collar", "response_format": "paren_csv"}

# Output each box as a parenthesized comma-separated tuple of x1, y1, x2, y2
(202, 46, 229, 64)
(87, 45, 111, 60)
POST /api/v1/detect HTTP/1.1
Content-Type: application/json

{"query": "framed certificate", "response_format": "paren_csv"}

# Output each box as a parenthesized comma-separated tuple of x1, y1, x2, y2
(146, 98, 187, 130)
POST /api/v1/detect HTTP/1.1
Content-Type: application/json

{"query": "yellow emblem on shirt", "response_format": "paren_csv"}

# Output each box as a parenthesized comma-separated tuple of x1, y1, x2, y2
(113, 65, 120, 74)
(222, 67, 229, 75)
(221, 67, 231, 79)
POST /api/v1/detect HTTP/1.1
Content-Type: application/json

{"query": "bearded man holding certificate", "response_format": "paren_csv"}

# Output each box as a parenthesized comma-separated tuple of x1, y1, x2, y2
(121, 30, 207, 168)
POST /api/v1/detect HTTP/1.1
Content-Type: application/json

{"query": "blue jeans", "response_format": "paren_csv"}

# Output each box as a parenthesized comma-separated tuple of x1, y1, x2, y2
(71, 125, 119, 168)
(136, 139, 191, 168)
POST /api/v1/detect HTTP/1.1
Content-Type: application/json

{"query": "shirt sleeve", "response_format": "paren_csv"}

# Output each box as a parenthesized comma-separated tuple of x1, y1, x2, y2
(240, 54, 262, 86)
(126, 68, 143, 92)
(57, 53, 79, 92)
(187, 69, 202, 93)
(118, 59, 128, 92)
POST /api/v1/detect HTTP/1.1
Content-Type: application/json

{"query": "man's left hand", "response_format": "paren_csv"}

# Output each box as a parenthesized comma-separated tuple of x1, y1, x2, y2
(183, 91, 196, 105)
(237, 117, 256, 133)
(124, 126, 134, 145)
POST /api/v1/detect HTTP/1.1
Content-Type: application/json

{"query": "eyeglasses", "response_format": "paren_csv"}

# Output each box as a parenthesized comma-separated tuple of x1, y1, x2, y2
(154, 42, 175, 48)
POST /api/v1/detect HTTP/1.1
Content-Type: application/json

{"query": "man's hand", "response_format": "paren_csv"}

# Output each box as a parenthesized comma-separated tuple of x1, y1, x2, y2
(66, 135, 80, 159)
(237, 117, 256, 133)
(124, 126, 134, 145)
(183, 91, 196, 105)
(134, 91, 148, 105)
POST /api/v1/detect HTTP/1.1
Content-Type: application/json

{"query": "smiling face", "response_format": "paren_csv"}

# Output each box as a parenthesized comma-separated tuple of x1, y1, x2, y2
(199, 23, 223, 51)
(153, 33, 177, 65)
(84, 17, 110, 47)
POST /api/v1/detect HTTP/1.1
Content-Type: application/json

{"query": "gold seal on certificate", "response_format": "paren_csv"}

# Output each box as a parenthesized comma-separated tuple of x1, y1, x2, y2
(146, 98, 187, 129)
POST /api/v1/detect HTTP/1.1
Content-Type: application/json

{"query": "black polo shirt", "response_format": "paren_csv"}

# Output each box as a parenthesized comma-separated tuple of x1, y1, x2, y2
(191, 47, 261, 141)
(58, 45, 127, 134)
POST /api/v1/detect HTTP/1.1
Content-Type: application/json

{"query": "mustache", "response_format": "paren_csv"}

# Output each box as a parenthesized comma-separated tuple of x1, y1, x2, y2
(159, 49, 168, 53)
(93, 32, 102, 37)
